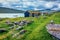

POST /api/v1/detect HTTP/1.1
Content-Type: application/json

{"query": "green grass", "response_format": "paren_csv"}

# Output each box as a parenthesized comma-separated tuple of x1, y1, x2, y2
(0, 12, 60, 40)
(23, 13, 56, 40)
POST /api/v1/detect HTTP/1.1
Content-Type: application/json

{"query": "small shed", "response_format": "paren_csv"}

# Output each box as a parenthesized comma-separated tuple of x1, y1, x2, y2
(24, 11, 41, 17)
(24, 11, 30, 17)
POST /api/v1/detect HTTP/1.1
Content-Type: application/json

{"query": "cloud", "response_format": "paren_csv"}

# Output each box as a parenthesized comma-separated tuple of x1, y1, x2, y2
(44, 2, 55, 9)
(50, 3, 60, 10)
(57, 3, 60, 8)
(0, 3, 3, 6)
(0, 0, 60, 10)
(0, 0, 6, 3)
(34, 8, 42, 10)
(0, 0, 20, 3)
(43, 0, 60, 2)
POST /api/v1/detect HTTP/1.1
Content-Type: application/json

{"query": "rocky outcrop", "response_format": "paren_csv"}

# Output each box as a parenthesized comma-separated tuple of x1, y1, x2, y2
(46, 24, 60, 39)
(0, 28, 7, 33)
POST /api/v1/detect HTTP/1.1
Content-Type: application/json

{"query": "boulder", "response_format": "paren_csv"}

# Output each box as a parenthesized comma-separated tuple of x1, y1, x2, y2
(13, 22, 19, 25)
(5, 20, 10, 23)
(12, 33, 19, 37)
(27, 20, 33, 24)
(5, 20, 14, 26)
(26, 20, 34, 25)
(8, 23, 14, 26)
(16, 26, 23, 30)
(46, 24, 60, 39)
(0, 28, 7, 33)
(50, 20, 54, 24)
(9, 26, 14, 29)
(18, 21, 25, 26)
(19, 30, 27, 34)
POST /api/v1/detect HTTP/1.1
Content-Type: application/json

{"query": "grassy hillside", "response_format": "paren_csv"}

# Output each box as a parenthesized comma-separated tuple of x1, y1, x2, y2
(0, 12, 60, 40)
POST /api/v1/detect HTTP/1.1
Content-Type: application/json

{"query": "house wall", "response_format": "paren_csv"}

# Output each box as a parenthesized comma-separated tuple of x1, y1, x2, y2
(24, 11, 42, 17)
(29, 12, 41, 17)
(24, 11, 30, 17)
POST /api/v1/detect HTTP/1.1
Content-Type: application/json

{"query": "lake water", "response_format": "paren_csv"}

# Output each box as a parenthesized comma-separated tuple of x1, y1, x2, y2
(0, 13, 24, 18)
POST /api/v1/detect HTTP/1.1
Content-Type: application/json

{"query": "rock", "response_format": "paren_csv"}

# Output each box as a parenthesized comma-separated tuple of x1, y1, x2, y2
(9, 26, 14, 29)
(27, 20, 33, 24)
(18, 20, 34, 26)
(12, 33, 19, 37)
(0, 28, 7, 33)
(5, 20, 10, 23)
(13, 22, 19, 25)
(5, 20, 14, 26)
(8, 23, 14, 26)
(46, 24, 60, 39)
(18, 21, 25, 26)
(19, 30, 27, 34)
(26, 20, 34, 25)
(50, 20, 54, 24)
(16, 26, 23, 30)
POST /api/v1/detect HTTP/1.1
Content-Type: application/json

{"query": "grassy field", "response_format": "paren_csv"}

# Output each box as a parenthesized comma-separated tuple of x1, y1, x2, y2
(0, 12, 60, 40)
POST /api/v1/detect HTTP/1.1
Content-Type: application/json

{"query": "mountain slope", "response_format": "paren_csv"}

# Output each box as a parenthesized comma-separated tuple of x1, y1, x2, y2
(0, 7, 25, 13)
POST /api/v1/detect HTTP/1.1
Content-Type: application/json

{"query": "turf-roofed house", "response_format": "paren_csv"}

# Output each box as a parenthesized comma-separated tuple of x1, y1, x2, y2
(24, 11, 41, 17)
(24, 10, 49, 17)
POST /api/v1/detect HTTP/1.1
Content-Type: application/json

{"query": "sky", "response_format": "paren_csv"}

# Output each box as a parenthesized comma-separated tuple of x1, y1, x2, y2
(0, 0, 60, 11)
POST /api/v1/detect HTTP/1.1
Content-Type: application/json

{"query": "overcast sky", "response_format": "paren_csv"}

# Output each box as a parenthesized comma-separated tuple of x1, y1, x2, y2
(0, 0, 60, 10)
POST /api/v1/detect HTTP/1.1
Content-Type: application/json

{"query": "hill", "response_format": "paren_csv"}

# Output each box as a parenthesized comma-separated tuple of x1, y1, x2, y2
(0, 7, 25, 13)
(0, 12, 60, 40)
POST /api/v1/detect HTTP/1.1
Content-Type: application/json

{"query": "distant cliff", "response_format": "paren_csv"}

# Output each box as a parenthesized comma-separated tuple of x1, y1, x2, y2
(0, 7, 25, 13)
